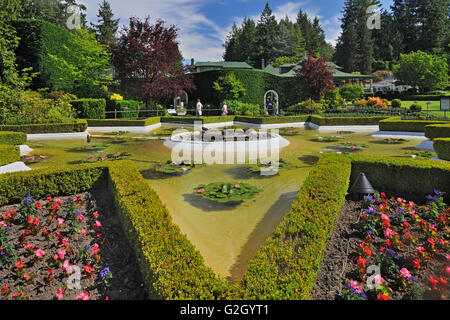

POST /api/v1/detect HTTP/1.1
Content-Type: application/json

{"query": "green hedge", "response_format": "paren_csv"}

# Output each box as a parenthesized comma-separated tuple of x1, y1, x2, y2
(0, 120, 87, 134)
(71, 99, 106, 119)
(0, 145, 20, 167)
(309, 115, 390, 126)
(160, 116, 236, 124)
(106, 100, 142, 119)
(434, 138, 450, 161)
(234, 116, 309, 124)
(0, 132, 27, 145)
(87, 117, 160, 127)
(349, 155, 450, 202)
(425, 124, 450, 140)
(238, 154, 352, 299)
(192, 69, 302, 107)
(379, 117, 449, 132)
(0, 161, 229, 299)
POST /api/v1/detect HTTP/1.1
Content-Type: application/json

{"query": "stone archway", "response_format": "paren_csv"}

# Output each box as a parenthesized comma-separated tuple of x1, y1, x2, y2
(264, 90, 279, 113)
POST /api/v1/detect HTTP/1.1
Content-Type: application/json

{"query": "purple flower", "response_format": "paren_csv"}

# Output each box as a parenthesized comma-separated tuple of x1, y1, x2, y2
(434, 190, 446, 196)
(364, 195, 374, 202)
(100, 267, 111, 279)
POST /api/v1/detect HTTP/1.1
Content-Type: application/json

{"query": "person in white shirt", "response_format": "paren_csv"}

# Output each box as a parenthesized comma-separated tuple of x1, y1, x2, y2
(196, 99, 203, 117)
(221, 101, 228, 116)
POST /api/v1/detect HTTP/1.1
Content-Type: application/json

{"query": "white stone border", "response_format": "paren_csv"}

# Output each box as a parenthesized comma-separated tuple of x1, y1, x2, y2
(27, 131, 90, 141)
(87, 123, 161, 134)
(371, 131, 427, 140)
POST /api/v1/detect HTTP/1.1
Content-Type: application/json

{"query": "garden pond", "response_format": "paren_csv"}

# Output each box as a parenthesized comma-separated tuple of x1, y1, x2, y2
(23, 126, 433, 282)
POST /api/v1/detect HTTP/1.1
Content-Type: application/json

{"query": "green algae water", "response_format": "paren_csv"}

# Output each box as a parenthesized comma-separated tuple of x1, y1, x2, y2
(25, 127, 429, 281)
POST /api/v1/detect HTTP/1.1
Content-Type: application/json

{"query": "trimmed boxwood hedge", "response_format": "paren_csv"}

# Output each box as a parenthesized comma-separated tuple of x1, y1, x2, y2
(238, 154, 352, 299)
(0, 145, 20, 167)
(309, 115, 391, 126)
(71, 99, 106, 119)
(425, 124, 450, 140)
(0, 120, 87, 134)
(106, 100, 141, 119)
(434, 138, 450, 161)
(161, 116, 236, 124)
(234, 116, 309, 124)
(379, 117, 449, 132)
(349, 155, 450, 202)
(87, 117, 160, 127)
(0, 132, 27, 145)
(0, 161, 229, 299)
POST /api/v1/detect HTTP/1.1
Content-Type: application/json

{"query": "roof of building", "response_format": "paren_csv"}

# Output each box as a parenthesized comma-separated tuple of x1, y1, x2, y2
(194, 61, 253, 69)
(194, 60, 374, 80)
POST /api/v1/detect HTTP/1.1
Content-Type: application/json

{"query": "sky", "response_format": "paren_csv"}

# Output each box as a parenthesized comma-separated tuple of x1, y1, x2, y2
(77, 0, 394, 62)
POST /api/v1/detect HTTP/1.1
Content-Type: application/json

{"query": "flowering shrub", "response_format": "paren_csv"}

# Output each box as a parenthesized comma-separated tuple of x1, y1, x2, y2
(367, 97, 388, 109)
(343, 190, 449, 300)
(0, 192, 112, 300)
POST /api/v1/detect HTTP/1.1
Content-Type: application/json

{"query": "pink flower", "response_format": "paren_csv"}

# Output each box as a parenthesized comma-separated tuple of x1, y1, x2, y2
(34, 248, 45, 258)
(76, 291, 90, 300)
(381, 214, 389, 221)
(417, 247, 425, 255)
(56, 218, 64, 227)
(57, 249, 66, 260)
(399, 268, 412, 279)
(62, 260, 72, 272)
(197, 189, 205, 194)
(60, 238, 69, 247)
(94, 220, 102, 230)
(234, 184, 240, 189)
(56, 288, 64, 300)
(81, 229, 86, 237)
(92, 211, 99, 219)
(88, 155, 95, 160)
(91, 244, 100, 256)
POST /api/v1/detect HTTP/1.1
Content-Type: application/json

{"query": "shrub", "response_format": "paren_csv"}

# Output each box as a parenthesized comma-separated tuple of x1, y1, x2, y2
(391, 99, 402, 109)
(0, 132, 27, 145)
(0, 145, 20, 166)
(379, 118, 449, 132)
(321, 89, 341, 109)
(299, 99, 323, 114)
(0, 120, 88, 134)
(228, 100, 264, 116)
(234, 116, 309, 124)
(238, 154, 352, 299)
(106, 100, 141, 119)
(355, 99, 368, 107)
(434, 138, 450, 161)
(409, 103, 422, 113)
(71, 99, 106, 119)
(309, 115, 390, 126)
(349, 155, 450, 202)
(87, 117, 160, 127)
(339, 84, 365, 102)
(425, 124, 450, 140)
(368, 97, 388, 109)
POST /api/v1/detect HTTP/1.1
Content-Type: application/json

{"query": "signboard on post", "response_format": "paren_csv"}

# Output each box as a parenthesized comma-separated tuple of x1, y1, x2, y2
(441, 98, 450, 111)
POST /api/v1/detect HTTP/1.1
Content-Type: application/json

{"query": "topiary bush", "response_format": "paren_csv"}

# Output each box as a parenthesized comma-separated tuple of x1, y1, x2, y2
(0, 145, 20, 166)
(409, 103, 422, 113)
(391, 99, 402, 109)
(71, 99, 106, 119)
(433, 138, 450, 161)
(0, 132, 27, 145)
(379, 117, 448, 132)
(0, 120, 88, 134)
(425, 124, 450, 140)
(339, 84, 365, 102)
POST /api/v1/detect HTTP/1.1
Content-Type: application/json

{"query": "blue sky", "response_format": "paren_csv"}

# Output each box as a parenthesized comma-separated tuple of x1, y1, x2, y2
(78, 0, 394, 62)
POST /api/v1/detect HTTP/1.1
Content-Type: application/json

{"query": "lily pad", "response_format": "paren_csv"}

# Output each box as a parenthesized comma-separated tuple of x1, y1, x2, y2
(194, 182, 262, 203)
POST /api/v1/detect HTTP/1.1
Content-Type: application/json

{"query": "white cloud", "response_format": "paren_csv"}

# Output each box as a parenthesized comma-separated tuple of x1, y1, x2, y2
(78, 0, 227, 61)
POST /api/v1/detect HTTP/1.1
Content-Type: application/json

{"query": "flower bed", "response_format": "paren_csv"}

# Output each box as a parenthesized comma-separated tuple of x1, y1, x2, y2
(313, 191, 449, 300)
(0, 191, 146, 300)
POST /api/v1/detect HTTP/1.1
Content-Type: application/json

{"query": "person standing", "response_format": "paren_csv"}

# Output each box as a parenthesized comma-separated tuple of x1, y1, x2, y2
(267, 99, 273, 116)
(273, 99, 279, 116)
(196, 99, 203, 117)
(221, 101, 228, 116)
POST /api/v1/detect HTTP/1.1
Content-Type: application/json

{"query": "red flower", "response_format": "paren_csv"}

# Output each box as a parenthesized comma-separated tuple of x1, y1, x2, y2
(377, 294, 390, 300)
(429, 276, 439, 290)
(15, 260, 24, 270)
(84, 265, 95, 275)
(363, 247, 372, 257)
(35, 201, 41, 209)
(47, 196, 52, 202)
(412, 259, 421, 270)
(27, 216, 34, 224)
(357, 256, 367, 267)
(427, 238, 435, 247)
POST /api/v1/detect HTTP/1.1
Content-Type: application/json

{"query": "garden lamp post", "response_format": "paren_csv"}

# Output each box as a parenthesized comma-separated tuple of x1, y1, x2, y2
(349, 172, 375, 200)
(426, 101, 431, 119)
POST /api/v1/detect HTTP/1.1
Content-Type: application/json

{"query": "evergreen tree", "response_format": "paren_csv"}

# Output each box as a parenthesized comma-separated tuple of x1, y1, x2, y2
(90, 0, 120, 44)
(254, 2, 278, 68)
(0, 0, 21, 85)
(268, 19, 294, 60)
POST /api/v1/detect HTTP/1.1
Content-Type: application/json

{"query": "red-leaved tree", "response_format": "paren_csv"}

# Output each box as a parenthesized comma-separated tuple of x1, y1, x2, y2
(295, 53, 336, 100)
(112, 16, 195, 106)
